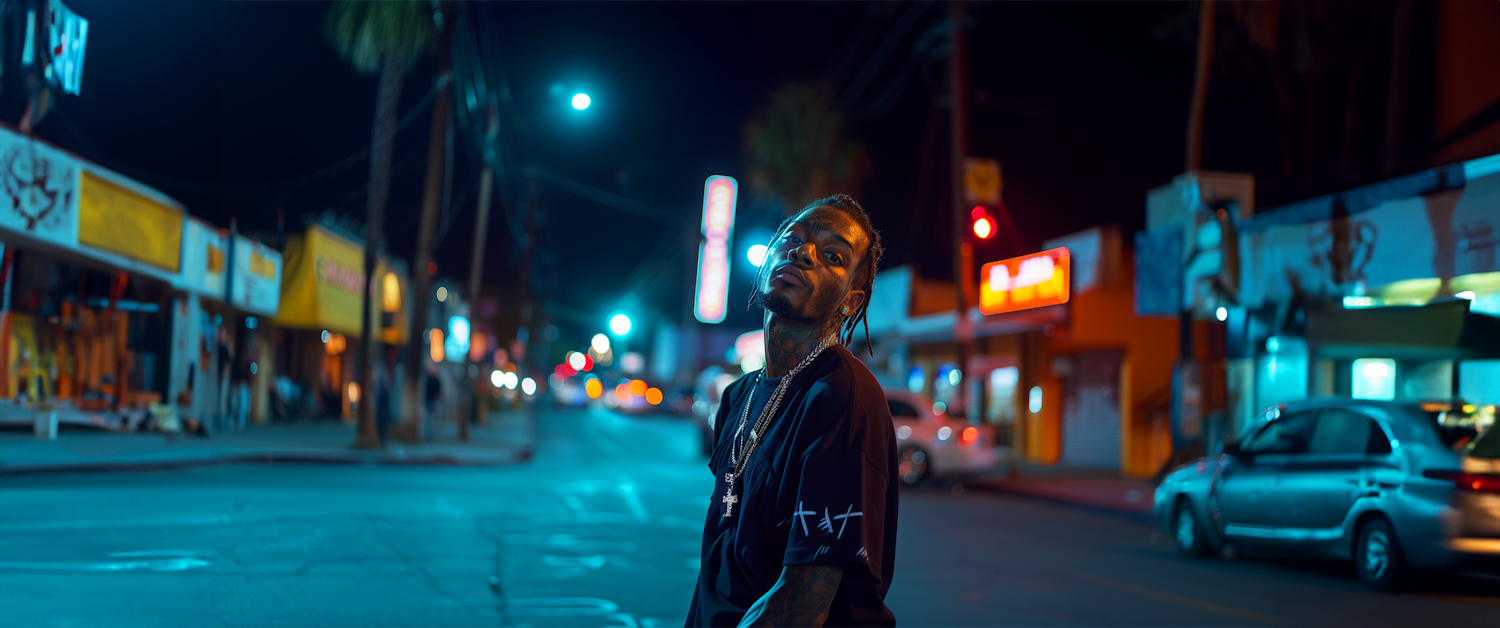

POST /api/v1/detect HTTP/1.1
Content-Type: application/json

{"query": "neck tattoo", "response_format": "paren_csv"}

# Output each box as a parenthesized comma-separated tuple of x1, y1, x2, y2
(721, 334, 837, 519)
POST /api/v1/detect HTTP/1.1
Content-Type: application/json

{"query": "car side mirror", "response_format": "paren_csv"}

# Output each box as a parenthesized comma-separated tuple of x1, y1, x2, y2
(1222, 441, 1242, 457)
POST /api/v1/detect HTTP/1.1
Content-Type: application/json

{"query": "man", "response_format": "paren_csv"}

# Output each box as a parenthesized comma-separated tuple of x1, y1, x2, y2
(688, 195, 898, 627)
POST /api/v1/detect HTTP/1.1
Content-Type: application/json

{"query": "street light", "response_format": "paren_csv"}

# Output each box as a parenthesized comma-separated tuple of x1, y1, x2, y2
(747, 244, 768, 267)
(591, 333, 611, 354)
(609, 313, 632, 336)
(571, 93, 591, 110)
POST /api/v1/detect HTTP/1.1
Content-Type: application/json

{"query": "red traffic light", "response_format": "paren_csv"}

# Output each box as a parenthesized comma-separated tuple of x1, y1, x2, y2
(971, 206, 995, 239)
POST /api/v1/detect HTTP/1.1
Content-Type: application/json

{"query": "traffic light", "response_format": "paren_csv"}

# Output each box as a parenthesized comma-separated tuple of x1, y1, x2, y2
(971, 206, 996, 240)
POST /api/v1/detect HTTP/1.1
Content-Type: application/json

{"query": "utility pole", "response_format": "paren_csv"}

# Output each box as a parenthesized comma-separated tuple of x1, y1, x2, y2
(948, 0, 971, 416)
(462, 102, 500, 441)
(1186, 0, 1215, 172)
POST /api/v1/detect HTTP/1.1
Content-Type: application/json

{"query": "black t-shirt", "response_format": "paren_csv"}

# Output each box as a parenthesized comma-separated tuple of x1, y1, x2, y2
(687, 345, 899, 627)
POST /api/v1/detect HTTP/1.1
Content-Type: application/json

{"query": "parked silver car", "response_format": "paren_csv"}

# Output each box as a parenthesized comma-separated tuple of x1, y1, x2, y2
(884, 387, 998, 485)
(1154, 398, 1500, 590)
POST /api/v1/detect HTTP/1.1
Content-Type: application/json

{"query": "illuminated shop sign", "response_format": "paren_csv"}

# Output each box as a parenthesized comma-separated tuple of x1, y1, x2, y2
(694, 175, 738, 324)
(979, 247, 1071, 315)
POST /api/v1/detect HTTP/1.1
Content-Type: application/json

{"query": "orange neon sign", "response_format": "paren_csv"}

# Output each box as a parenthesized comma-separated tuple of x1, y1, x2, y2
(979, 247, 1070, 315)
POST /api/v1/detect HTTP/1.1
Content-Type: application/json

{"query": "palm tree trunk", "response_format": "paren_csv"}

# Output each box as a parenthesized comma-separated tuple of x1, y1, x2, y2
(399, 60, 452, 442)
(356, 51, 405, 450)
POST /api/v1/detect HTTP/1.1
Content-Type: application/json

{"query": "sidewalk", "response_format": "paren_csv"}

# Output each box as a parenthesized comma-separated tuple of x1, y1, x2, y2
(0, 411, 533, 475)
(968, 461, 1158, 521)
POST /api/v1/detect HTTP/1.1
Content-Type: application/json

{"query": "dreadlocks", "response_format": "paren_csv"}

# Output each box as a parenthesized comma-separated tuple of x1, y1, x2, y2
(746, 194, 885, 356)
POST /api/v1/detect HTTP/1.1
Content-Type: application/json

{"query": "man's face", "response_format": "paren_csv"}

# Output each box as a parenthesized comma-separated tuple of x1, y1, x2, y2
(754, 206, 868, 326)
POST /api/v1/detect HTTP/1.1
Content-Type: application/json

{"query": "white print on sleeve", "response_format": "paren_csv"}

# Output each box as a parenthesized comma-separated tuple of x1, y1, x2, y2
(814, 545, 830, 558)
(857, 547, 868, 560)
(832, 505, 863, 540)
(818, 508, 834, 534)
(793, 502, 816, 536)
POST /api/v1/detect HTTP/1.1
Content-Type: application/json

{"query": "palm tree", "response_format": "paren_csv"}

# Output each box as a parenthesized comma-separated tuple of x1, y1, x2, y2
(744, 83, 871, 214)
(326, 1, 435, 449)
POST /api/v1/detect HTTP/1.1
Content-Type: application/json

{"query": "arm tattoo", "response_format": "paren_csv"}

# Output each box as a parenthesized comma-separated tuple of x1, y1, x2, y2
(739, 565, 845, 627)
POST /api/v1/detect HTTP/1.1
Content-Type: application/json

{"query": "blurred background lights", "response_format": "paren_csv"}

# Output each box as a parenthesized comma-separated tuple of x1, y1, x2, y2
(947, 369, 962, 385)
(321, 330, 331, 343)
(747, 244, 768, 267)
(741, 353, 764, 373)
(645, 387, 663, 405)
(436, 286, 448, 302)
(521, 377, 537, 395)
(347, 382, 361, 404)
(609, 313, 632, 336)
(503, 372, 519, 390)
(584, 378, 603, 399)
(571, 93, 591, 110)
(591, 333, 611, 353)
(490, 370, 504, 387)
(937, 426, 952, 441)
(621, 351, 644, 374)
(1456, 290, 1477, 300)
(568, 352, 586, 371)
(1215, 306, 1228, 321)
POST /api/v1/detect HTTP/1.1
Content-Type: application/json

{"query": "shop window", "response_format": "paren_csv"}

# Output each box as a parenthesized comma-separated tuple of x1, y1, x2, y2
(1352, 358, 1396, 401)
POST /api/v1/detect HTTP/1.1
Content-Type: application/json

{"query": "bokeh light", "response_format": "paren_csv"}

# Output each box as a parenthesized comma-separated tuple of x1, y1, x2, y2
(571, 93, 591, 110)
(645, 387, 663, 405)
(747, 244, 768, 267)
(585, 379, 603, 399)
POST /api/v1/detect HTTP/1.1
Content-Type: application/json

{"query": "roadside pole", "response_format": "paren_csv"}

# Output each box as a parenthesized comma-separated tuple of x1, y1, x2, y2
(948, 0, 972, 416)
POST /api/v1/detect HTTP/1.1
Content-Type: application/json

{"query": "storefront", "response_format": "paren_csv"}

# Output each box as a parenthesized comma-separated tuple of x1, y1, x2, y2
(865, 226, 1180, 477)
(0, 125, 187, 429)
(1234, 155, 1500, 430)
(273, 222, 408, 421)
(1138, 153, 1500, 449)
(170, 218, 283, 430)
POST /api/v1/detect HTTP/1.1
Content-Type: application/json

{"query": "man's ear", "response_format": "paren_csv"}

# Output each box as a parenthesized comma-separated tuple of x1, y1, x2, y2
(843, 290, 867, 316)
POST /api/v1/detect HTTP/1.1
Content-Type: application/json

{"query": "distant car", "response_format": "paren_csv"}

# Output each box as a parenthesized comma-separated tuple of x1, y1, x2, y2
(1154, 398, 1500, 591)
(883, 387, 998, 485)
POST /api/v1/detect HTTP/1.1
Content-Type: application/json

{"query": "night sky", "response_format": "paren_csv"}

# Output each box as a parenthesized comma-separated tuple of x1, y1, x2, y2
(17, 1, 1215, 338)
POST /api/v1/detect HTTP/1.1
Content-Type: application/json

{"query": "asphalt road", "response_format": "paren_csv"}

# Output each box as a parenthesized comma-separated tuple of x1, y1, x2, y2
(2, 404, 1497, 627)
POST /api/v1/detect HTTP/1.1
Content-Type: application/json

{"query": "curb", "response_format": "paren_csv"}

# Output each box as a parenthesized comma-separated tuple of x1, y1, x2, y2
(966, 480, 1155, 523)
(0, 446, 534, 476)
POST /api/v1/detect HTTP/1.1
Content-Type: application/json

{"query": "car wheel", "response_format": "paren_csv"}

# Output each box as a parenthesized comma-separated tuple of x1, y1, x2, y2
(1355, 518, 1406, 591)
(898, 446, 929, 485)
(1174, 499, 1209, 557)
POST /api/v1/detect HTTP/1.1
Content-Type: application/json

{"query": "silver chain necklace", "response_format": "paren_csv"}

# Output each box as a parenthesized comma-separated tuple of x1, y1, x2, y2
(721, 333, 836, 519)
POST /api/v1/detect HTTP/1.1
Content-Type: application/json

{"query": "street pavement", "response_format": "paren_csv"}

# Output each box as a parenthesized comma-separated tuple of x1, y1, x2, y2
(1, 403, 1497, 627)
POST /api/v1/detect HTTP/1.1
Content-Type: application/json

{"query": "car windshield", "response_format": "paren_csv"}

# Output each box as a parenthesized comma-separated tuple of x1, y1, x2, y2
(1469, 425, 1500, 459)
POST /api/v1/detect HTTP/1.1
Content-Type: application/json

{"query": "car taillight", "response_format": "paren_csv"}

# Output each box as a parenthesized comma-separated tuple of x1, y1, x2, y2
(959, 426, 978, 446)
(1423, 469, 1500, 493)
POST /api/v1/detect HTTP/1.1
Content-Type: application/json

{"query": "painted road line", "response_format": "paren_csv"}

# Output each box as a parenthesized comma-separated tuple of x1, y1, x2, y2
(0, 557, 211, 572)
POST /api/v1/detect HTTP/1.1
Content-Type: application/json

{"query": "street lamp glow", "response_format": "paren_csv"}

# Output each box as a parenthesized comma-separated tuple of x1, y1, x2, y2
(747, 244, 768, 267)
(571, 93, 591, 110)
(609, 313, 632, 336)
(591, 333, 611, 354)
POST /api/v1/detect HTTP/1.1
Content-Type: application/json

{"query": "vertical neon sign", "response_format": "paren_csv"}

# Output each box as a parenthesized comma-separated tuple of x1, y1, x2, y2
(695, 175, 738, 323)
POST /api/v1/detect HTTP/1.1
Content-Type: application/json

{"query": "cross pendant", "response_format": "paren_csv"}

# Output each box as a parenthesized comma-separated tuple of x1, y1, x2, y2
(722, 473, 738, 518)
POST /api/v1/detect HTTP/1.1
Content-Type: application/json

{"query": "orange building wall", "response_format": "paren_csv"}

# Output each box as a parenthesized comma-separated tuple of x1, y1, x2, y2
(1045, 254, 1180, 477)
